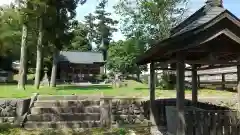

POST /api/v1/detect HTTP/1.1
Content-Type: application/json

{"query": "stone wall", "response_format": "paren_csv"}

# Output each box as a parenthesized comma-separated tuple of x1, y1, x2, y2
(99, 98, 149, 127)
(112, 98, 147, 125)
(0, 99, 31, 125)
(0, 97, 149, 128)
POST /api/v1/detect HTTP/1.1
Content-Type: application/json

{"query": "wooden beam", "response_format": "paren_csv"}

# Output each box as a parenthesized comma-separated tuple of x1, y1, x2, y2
(176, 53, 185, 135)
(185, 71, 237, 77)
(155, 67, 192, 71)
(188, 60, 238, 65)
(161, 59, 239, 65)
(198, 65, 236, 70)
(149, 62, 156, 129)
(192, 65, 198, 104)
(185, 60, 237, 65)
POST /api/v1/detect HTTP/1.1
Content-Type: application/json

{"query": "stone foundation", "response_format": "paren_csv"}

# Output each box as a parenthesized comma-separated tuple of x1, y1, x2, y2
(0, 99, 31, 125)
(111, 98, 148, 126)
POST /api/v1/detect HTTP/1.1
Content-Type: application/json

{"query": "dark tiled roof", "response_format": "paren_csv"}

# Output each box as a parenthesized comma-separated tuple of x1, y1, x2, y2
(171, 5, 226, 36)
(58, 51, 104, 64)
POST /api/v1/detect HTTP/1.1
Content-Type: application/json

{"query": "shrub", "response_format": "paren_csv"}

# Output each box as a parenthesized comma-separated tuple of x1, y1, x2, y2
(159, 72, 175, 90)
(100, 74, 108, 80)
(141, 74, 149, 84)
(0, 123, 12, 134)
(94, 73, 108, 81)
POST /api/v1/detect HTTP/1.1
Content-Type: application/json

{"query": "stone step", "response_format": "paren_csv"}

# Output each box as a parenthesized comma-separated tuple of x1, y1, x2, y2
(27, 113, 100, 121)
(37, 95, 101, 101)
(30, 106, 100, 114)
(24, 121, 101, 129)
(34, 100, 100, 107)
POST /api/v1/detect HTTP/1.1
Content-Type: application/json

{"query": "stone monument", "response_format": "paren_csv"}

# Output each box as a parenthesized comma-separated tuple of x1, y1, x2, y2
(40, 67, 50, 86)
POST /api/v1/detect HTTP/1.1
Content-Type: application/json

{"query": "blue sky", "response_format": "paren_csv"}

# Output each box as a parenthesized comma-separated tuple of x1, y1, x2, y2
(75, 0, 240, 41)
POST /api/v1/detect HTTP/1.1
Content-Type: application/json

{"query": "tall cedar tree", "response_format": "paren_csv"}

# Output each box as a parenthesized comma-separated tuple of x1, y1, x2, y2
(33, 0, 48, 89)
(94, 0, 118, 60)
(84, 13, 95, 49)
(50, 0, 87, 87)
(17, 0, 35, 90)
(64, 22, 92, 51)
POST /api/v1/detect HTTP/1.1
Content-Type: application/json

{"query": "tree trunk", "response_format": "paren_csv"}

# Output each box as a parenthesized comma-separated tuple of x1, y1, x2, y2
(34, 18, 43, 89)
(50, 49, 59, 87)
(18, 24, 28, 90)
(50, 2, 60, 88)
(137, 73, 140, 81)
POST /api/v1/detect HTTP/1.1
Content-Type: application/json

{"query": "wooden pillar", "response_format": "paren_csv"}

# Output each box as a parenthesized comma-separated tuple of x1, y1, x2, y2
(221, 73, 225, 90)
(197, 75, 200, 88)
(237, 65, 240, 110)
(149, 62, 156, 130)
(72, 67, 75, 83)
(192, 64, 198, 104)
(176, 54, 185, 135)
(237, 65, 240, 82)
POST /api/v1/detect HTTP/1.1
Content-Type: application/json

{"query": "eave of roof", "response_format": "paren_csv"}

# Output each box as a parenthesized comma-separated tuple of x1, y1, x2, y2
(137, 9, 240, 65)
(58, 51, 105, 64)
(171, 6, 207, 34)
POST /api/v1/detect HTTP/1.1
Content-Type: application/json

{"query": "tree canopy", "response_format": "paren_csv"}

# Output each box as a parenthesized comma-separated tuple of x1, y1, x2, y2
(0, 0, 190, 87)
(115, 0, 188, 43)
(107, 38, 146, 74)
(64, 22, 92, 51)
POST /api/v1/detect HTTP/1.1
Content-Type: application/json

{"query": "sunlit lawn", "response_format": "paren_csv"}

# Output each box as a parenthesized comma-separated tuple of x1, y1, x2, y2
(0, 80, 236, 98)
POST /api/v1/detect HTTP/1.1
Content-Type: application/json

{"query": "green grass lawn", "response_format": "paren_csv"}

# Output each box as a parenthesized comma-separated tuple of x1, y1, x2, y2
(0, 80, 235, 98)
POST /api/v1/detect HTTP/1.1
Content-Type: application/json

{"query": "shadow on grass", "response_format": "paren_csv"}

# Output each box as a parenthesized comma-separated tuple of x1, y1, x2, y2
(134, 87, 178, 91)
(56, 85, 113, 91)
(134, 88, 148, 91)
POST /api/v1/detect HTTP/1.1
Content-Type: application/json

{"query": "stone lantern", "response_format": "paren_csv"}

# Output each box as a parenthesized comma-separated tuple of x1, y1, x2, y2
(40, 67, 50, 86)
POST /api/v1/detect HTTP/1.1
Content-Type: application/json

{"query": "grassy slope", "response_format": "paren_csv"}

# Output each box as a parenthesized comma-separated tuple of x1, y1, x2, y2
(0, 80, 235, 98)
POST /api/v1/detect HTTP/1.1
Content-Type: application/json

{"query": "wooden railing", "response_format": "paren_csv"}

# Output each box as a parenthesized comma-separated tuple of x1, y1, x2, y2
(185, 110, 240, 135)
(185, 71, 238, 89)
(153, 99, 230, 127)
(153, 99, 240, 135)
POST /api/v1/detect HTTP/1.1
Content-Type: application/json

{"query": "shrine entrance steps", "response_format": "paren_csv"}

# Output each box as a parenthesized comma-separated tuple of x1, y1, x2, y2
(24, 95, 101, 129)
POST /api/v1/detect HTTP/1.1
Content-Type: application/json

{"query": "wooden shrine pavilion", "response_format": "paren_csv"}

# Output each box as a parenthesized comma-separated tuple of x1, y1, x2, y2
(57, 51, 105, 82)
(137, 0, 240, 134)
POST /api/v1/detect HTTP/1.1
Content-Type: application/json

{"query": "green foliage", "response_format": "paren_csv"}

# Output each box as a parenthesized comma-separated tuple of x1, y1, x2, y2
(100, 73, 108, 80)
(115, 0, 188, 44)
(141, 74, 149, 84)
(93, 0, 118, 59)
(0, 123, 13, 134)
(39, 129, 65, 135)
(107, 39, 145, 74)
(0, 6, 22, 59)
(93, 73, 108, 82)
(113, 0, 188, 76)
(159, 73, 175, 90)
(64, 22, 92, 51)
(42, 0, 80, 51)
(116, 128, 128, 135)
(84, 13, 95, 47)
